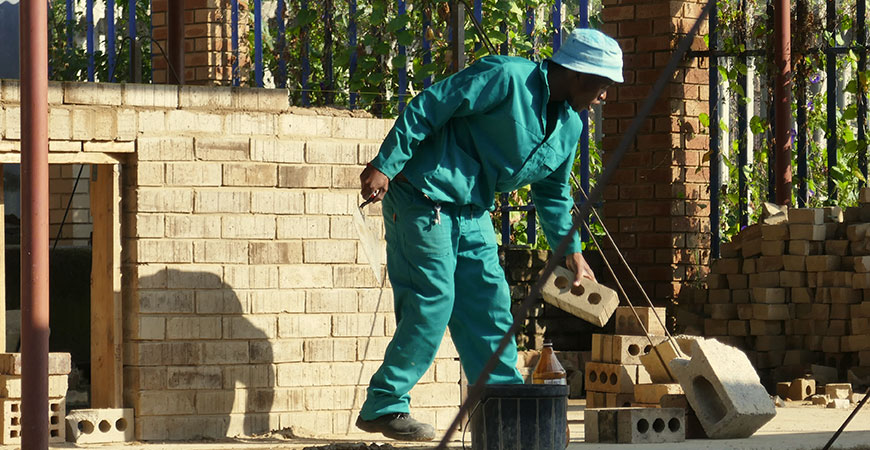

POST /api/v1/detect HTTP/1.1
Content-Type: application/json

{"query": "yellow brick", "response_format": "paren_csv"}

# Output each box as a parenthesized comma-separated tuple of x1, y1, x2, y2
(278, 165, 332, 188)
(48, 108, 72, 140)
(137, 137, 194, 161)
(249, 289, 304, 313)
(276, 217, 329, 239)
(71, 108, 94, 140)
(250, 138, 304, 163)
(166, 366, 222, 389)
(136, 240, 192, 263)
(194, 240, 248, 263)
(278, 314, 331, 338)
(137, 110, 167, 133)
(137, 290, 195, 313)
(332, 314, 385, 337)
(226, 112, 275, 135)
(194, 137, 249, 161)
(222, 163, 277, 186)
(4, 106, 21, 139)
(222, 216, 276, 239)
(128, 213, 164, 238)
(165, 162, 222, 186)
(305, 140, 358, 164)
(94, 108, 117, 140)
(303, 240, 357, 264)
(165, 316, 222, 339)
(131, 391, 196, 416)
(48, 140, 82, 152)
(166, 110, 223, 133)
(122, 83, 178, 108)
(306, 289, 357, 313)
(222, 265, 279, 290)
(409, 383, 461, 407)
(194, 190, 251, 213)
(251, 190, 305, 214)
(117, 108, 137, 140)
(332, 117, 370, 140)
(201, 341, 249, 365)
(222, 316, 277, 339)
(304, 191, 353, 215)
(64, 82, 122, 105)
(305, 386, 355, 410)
(279, 113, 333, 137)
(165, 215, 221, 238)
(334, 266, 378, 288)
(279, 265, 333, 288)
(166, 265, 223, 288)
(249, 241, 303, 264)
(256, 340, 303, 363)
(135, 162, 165, 186)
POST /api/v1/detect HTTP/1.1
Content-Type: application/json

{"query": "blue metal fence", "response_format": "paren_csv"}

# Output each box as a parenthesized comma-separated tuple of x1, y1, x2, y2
(52, 0, 598, 250)
(702, 0, 870, 258)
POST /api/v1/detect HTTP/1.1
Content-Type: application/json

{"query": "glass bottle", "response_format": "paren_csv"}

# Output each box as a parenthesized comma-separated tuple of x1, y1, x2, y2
(532, 340, 567, 385)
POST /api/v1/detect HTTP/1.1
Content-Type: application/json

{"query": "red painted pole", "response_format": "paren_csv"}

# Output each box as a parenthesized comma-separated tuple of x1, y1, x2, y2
(20, 0, 51, 448)
(775, 0, 792, 204)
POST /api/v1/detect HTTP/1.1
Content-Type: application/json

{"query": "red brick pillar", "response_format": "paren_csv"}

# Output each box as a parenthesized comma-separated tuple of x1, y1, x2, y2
(600, 0, 711, 304)
(151, 0, 249, 85)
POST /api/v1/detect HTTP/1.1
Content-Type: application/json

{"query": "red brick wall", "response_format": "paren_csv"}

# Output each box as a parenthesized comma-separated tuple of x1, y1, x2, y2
(151, 0, 249, 85)
(600, 0, 711, 304)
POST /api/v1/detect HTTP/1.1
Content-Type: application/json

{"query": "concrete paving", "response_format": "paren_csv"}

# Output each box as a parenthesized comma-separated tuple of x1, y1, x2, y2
(34, 400, 870, 450)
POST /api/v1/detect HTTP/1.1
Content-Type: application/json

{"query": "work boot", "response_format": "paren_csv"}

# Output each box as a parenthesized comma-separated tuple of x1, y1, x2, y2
(355, 413, 436, 441)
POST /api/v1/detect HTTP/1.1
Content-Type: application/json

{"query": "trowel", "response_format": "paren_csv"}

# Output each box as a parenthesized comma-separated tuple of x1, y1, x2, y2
(352, 192, 384, 284)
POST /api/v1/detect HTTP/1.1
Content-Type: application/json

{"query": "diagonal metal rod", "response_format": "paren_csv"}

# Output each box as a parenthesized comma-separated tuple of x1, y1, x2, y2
(570, 174, 682, 357)
(822, 387, 870, 450)
(434, 0, 712, 446)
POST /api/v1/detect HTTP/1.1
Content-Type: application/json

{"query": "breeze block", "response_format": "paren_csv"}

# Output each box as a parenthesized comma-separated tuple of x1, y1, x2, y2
(669, 339, 776, 439)
(542, 266, 619, 327)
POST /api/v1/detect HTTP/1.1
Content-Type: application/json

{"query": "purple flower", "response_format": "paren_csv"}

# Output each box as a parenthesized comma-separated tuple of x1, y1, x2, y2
(808, 99, 815, 111)
(811, 74, 821, 84)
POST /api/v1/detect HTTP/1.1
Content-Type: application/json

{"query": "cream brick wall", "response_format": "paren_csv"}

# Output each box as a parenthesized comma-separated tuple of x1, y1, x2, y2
(0, 80, 461, 441)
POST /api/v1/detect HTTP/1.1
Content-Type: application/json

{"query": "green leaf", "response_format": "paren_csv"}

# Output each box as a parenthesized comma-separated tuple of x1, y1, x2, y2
(397, 30, 414, 46)
(843, 104, 859, 121)
(736, 62, 748, 75)
(718, 65, 729, 80)
(386, 15, 411, 33)
(750, 116, 766, 135)
(699, 113, 710, 127)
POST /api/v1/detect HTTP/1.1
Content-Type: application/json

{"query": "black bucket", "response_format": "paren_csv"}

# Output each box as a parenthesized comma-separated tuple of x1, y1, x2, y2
(470, 384, 568, 450)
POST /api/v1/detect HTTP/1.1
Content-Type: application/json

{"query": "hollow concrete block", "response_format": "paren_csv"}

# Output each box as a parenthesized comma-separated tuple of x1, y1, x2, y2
(614, 306, 667, 336)
(639, 336, 701, 383)
(65, 408, 134, 444)
(616, 407, 686, 444)
(634, 383, 684, 404)
(612, 335, 667, 365)
(669, 339, 776, 439)
(660, 393, 708, 439)
(584, 408, 619, 443)
(824, 383, 853, 400)
(542, 266, 619, 327)
(586, 362, 642, 394)
(787, 378, 815, 401)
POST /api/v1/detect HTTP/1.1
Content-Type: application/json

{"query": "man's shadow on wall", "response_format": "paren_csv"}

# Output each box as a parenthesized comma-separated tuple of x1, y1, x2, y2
(138, 269, 275, 440)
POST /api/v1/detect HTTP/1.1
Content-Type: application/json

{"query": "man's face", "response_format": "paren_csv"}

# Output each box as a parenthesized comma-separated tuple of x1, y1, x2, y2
(566, 74, 613, 113)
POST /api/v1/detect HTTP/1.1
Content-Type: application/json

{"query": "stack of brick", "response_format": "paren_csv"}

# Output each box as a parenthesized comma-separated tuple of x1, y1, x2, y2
(693, 195, 870, 385)
(0, 353, 71, 444)
(585, 307, 667, 408)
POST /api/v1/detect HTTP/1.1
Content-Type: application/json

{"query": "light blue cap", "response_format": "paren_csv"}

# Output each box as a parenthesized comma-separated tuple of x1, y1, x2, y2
(551, 29, 624, 83)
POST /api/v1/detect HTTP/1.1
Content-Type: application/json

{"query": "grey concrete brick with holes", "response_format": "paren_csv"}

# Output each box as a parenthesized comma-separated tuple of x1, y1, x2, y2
(542, 266, 619, 326)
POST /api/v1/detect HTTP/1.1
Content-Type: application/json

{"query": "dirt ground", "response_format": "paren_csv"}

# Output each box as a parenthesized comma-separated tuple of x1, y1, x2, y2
(39, 400, 870, 450)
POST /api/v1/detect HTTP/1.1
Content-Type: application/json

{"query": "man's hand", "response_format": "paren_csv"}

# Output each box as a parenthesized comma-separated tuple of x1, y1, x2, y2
(566, 252, 595, 286)
(360, 164, 390, 204)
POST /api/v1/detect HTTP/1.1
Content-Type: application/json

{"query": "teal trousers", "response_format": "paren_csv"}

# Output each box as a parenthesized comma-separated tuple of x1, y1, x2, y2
(359, 181, 524, 420)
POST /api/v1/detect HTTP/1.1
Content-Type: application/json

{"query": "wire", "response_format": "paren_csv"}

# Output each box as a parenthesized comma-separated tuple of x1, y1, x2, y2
(570, 174, 683, 356)
(51, 164, 85, 254)
(434, 0, 714, 446)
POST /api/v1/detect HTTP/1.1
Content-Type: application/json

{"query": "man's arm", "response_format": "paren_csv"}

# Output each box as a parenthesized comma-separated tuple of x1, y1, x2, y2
(368, 57, 511, 180)
(530, 151, 595, 284)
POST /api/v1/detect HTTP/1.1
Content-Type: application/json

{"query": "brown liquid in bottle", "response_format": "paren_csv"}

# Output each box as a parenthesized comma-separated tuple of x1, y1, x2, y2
(532, 340, 567, 385)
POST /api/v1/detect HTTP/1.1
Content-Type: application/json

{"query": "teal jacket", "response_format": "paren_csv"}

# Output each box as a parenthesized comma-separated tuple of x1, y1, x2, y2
(371, 55, 583, 253)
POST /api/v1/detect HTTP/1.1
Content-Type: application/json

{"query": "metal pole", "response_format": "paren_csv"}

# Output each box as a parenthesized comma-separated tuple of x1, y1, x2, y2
(858, 0, 867, 184)
(20, 0, 50, 448)
(826, 0, 837, 201)
(129, 0, 140, 83)
(254, 0, 263, 87)
(231, 0, 239, 86)
(397, 0, 407, 112)
(450, 0, 465, 73)
(774, 0, 792, 205)
(168, 0, 185, 84)
(709, 0, 720, 258)
(87, 0, 94, 81)
(107, 0, 116, 82)
(579, 0, 590, 245)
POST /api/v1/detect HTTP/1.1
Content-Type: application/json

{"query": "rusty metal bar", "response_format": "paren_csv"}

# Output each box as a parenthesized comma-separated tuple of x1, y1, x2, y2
(168, 0, 185, 84)
(450, 0, 465, 73)
(20, 0, 50, 448)
(774, 0, 792, 204)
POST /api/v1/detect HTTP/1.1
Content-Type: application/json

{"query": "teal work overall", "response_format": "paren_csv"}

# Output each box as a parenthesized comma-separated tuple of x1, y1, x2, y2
(359, 55, 583, 420)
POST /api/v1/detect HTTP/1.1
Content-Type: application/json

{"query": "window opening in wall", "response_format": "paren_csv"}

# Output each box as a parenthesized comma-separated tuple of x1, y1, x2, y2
(3, 163, 92, 409)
